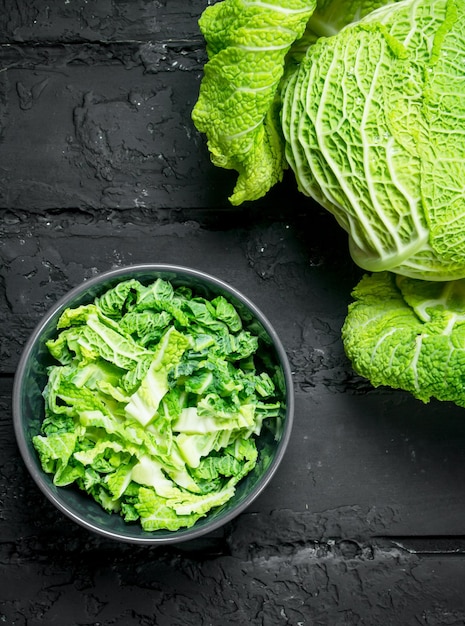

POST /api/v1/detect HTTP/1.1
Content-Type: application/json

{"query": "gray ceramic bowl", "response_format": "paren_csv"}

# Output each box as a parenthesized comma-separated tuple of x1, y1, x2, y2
(13, 264, 294, 544)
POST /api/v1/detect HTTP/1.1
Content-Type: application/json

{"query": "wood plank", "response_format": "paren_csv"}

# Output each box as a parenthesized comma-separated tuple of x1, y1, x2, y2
(0, 41, 240, 211)
(0, 0, 207, 44)
(1, 544, 465, 625)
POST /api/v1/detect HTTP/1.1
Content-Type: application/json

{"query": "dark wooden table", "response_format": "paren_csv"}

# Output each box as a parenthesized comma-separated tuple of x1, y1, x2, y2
(2, 2, 465, 624)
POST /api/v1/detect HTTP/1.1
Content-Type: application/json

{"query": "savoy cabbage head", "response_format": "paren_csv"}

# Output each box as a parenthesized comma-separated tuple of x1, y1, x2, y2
(192, 0, 465, 280)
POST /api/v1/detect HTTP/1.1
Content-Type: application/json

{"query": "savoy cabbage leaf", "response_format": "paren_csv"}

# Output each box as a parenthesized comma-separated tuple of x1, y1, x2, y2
(342, 271, 465, 406)
(191, 0, 316, 205)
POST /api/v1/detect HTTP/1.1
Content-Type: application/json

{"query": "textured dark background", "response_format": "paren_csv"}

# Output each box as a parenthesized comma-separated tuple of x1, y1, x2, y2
(2, 1, 465, 624)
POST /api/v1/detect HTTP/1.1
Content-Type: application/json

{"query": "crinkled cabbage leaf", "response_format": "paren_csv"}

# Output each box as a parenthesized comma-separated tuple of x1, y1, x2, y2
(342, 272, 465, 406)
(192, 0, 317, 206)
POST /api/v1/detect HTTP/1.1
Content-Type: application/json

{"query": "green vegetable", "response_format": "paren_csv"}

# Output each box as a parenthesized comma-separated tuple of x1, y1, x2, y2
(193, 0, 465, 279)
(342, 272, 465, 406)
(192, 0, 316, 206)
(33, 278, 284, 532)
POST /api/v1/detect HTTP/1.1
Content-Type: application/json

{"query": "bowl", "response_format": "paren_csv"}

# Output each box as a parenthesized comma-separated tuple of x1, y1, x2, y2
(12, 264, 294, 544)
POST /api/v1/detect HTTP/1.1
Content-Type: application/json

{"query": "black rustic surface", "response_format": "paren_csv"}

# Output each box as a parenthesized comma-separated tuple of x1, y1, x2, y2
(2, 2, 465, 624)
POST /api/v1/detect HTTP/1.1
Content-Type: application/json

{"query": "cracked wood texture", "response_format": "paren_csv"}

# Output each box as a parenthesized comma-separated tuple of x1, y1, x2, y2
(1, 2, 465, 624)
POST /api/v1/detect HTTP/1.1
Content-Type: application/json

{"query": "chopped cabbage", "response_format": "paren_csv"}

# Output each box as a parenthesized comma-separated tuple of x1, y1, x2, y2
(33, 278, 284, 532)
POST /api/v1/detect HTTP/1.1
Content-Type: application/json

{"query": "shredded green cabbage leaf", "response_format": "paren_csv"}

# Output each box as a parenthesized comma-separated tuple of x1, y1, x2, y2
(33, 278, 284, 532)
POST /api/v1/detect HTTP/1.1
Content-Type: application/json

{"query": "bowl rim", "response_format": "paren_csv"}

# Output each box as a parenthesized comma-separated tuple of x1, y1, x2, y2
(12, 263, 295, 544)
